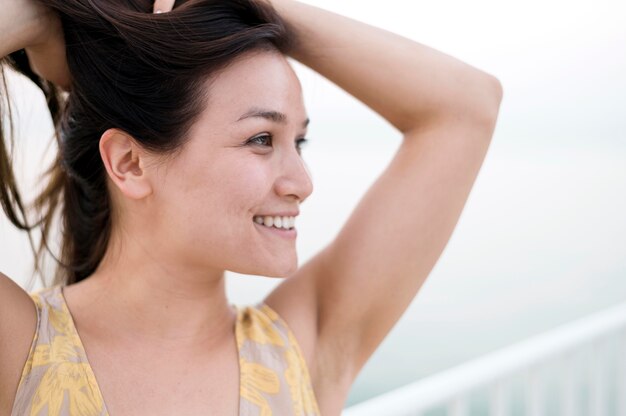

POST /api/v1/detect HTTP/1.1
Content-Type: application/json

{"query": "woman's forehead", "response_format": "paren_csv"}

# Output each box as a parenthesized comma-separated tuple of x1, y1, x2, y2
(185, 54, 307, 143)
(204, 50, 305, 119)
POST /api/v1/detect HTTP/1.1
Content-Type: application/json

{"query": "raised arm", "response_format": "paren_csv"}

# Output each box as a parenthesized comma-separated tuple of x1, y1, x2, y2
(259, 0, 503, 409)
(0, 0, 42, 57)
(130, 0, 502, 412)
(271, 0, 502, 132)
(0, 0, 69, 87)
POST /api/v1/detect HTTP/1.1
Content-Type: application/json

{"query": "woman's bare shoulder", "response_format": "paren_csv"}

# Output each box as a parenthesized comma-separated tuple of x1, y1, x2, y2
(0, 272, 37, 415)
(0, 272, 37, 325)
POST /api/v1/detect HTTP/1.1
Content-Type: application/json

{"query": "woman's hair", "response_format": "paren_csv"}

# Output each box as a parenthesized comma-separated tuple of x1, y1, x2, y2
(0, 0, 295, 288)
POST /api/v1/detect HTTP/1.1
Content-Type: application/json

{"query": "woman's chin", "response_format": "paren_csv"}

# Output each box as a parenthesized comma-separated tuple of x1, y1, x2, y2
(238, 257, 298, 278)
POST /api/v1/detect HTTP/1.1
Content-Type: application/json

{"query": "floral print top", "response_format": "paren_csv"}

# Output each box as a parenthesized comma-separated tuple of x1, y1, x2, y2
(11, 284, 321, 416)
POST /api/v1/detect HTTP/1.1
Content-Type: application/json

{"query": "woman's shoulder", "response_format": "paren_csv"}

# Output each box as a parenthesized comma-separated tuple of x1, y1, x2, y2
(0, 273, 40, 355)
(0, 273, 38, 415)
(0, 272, 38, 334)
(236, 301, 315, 380)
(236, 302, 291, 341)
(236, 301, 321, 415)
(235, 301, 304, 355)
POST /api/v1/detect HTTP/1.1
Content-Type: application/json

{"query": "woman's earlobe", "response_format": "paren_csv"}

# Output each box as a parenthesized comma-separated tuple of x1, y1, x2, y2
(99, 128, 153, 199)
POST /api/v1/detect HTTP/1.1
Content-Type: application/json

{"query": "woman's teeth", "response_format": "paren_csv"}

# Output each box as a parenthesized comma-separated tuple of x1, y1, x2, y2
(254, 215, 295, 230)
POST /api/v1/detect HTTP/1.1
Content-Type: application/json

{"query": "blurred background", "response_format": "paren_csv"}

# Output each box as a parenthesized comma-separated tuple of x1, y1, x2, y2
(1, 0, 625, 413)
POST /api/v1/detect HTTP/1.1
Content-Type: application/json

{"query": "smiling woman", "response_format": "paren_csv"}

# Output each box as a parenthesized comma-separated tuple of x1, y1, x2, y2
(0, 0, 501, 415)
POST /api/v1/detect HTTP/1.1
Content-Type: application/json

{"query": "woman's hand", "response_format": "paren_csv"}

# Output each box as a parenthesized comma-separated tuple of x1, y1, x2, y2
(23, 0, 176, 89)
(153, 0, 176, 13)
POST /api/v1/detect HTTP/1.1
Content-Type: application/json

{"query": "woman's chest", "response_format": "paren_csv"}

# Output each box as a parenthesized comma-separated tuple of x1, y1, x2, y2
(85, 338, 241, 415)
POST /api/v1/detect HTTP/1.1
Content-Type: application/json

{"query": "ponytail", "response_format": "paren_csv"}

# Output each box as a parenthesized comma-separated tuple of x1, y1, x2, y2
(1, 50, 66, 288)
(1, 51, 112, 287)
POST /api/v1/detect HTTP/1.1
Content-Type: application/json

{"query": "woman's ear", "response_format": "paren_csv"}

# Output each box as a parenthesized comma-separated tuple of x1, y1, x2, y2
(99, 128, 153, 199)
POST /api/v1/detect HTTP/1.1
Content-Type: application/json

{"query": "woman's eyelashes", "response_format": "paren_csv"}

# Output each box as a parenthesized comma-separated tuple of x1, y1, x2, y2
(246, 134, 309, 154)
(295, 138, 309, 153)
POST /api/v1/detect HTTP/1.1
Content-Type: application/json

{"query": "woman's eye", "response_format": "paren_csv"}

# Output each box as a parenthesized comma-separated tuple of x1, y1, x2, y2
(246, 135, 308, 154)
(248, 134, 272, 147)
(295, 138, 309, 153)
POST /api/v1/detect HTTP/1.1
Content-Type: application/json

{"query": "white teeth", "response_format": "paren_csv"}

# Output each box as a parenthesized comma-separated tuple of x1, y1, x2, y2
(254, 215, 296, 230)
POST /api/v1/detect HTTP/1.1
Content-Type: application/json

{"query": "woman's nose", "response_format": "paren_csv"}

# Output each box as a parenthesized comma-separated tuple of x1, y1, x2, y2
(274, 150, 314, 203)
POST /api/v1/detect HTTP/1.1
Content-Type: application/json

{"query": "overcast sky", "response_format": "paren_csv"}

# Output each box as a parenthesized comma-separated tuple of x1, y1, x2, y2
(295, 0, 625, 147)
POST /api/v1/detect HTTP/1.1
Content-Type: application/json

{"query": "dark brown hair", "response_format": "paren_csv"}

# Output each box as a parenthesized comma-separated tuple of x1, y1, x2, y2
(0, 0, 295, 288)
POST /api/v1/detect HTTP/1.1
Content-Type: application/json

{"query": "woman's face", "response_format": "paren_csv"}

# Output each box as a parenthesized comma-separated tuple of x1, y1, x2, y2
(150, 50, 313, 278)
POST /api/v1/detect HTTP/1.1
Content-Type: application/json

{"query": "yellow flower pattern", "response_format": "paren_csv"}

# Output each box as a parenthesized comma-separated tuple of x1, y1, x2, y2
(10, 289, 109, 416)
(284, 329, 321, 415)
(11, 285, 321, 416)
(236, 303, 321, 415)
(236, 304, 285, 350)
(239, 358, 281, 416)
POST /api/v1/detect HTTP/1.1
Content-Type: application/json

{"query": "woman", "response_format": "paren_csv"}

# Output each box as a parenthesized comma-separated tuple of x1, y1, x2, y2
(0, 0, 502, 414)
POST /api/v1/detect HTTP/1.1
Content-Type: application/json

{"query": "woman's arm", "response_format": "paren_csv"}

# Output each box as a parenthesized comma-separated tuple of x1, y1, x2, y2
(0, 272, 37, 414)
(157, 2, 503, 408)
(152, 0, 502, 128)
(260, 1, 503, 401)
(0, 0, 69, 88)
(0, 0, 45, 57)
(270, 0, 502, 133)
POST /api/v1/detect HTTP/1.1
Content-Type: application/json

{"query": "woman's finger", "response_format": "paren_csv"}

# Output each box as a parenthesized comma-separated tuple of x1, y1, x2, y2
(153, 0, 176, 13)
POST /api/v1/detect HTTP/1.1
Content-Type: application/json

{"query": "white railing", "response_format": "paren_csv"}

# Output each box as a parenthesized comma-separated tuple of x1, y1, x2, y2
(343, 302, 626, 416)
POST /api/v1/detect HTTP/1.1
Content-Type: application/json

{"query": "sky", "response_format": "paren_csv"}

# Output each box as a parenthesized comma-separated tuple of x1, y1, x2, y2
(294, 0, 626, 148)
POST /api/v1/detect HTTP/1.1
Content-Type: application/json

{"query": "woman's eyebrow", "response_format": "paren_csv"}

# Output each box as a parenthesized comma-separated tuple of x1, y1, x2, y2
(236, 107, 310, 128)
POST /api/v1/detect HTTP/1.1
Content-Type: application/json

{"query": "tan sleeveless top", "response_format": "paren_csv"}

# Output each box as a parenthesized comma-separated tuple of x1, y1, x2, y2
(10, 284, 321, 415)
